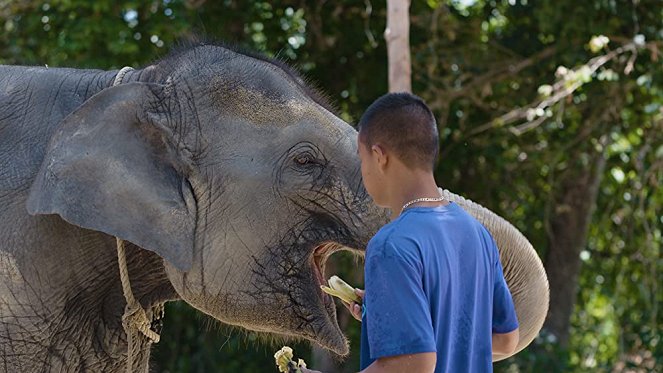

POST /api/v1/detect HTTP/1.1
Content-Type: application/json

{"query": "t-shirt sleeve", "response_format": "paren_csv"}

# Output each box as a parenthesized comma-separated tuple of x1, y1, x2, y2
(365, 240, 436, 359)
(491, 243, 519, 334)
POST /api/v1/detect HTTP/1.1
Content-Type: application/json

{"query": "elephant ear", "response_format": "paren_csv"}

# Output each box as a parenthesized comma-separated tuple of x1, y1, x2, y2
(439, 188, 549, 361)
(27, 82, 196, 271)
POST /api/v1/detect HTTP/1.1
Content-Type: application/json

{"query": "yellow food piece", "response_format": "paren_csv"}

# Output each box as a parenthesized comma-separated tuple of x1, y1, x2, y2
(297, 359, 307, 369)
(274, 346, 293, 372)
(320, 275, 360, 304)
(274, 346, 307, 373)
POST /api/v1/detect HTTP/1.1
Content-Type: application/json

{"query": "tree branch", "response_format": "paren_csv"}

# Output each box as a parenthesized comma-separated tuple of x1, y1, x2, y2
(469, 40, 663, 137)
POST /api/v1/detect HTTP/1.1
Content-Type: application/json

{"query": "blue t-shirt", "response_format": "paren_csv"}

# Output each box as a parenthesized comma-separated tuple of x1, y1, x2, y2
(359, 202, 518, 373)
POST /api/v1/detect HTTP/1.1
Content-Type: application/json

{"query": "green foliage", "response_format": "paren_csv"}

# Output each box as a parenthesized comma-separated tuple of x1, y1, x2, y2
(412, 1, 662, 371)
(1, 0, 660, 372)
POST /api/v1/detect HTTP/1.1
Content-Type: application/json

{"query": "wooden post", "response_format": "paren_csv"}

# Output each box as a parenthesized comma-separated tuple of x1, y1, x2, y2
(385, 0, 412, 93)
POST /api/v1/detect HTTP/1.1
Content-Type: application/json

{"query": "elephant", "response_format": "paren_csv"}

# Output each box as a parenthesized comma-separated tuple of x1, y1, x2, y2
(0, 42, 548, 372)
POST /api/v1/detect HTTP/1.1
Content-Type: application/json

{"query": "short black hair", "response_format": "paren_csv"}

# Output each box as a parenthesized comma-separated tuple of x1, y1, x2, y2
(358, 92, 438, 170)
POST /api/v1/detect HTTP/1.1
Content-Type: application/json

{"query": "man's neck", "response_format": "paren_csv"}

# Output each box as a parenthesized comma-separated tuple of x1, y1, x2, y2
(386, 169, 445, 218)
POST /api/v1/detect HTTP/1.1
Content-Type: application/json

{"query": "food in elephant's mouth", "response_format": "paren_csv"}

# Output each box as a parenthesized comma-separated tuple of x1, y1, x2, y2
(320, 275, 360, 304)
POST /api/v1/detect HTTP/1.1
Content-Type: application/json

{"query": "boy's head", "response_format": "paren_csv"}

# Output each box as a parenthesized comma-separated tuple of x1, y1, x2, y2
(358, 92, 438, 170)
(357, 93, 439, 205)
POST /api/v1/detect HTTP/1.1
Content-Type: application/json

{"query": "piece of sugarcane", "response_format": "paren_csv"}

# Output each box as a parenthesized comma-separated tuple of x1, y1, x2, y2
(320, 275, 361, 304)
(274, 346, 307, 373)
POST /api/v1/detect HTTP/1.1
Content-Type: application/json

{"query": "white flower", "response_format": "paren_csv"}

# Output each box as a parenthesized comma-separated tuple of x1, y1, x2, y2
(537, 84, 553, 97)
(588, 35, 610, 53)
(555, 65, 569, 78)
(526, 108, 537, 122)
(576, 65, 593, 83)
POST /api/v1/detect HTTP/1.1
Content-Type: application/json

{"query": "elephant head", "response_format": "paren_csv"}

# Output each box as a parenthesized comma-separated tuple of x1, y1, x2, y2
(26, 44, 386, 355)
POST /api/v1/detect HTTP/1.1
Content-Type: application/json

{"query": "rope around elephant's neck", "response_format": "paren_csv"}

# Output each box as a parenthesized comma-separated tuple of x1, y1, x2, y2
(116, 238, 161, 342)
(113, 66, 134, 86)
(113, 66, 161, 372)
(116, 238, 161, 372)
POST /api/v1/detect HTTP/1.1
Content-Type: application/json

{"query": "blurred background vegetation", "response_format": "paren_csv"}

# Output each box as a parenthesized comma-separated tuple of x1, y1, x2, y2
(0, 0, 660, 371)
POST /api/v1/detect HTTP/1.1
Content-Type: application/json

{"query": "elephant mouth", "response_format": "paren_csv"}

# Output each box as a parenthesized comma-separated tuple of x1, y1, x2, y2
(312, 242, 342, 302)
(312, 241, 362, 301)
(308, 240, 360, 355)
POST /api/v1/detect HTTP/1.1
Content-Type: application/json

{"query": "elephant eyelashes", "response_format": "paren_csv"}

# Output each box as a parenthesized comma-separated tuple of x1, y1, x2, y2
(289, 142, 327, 172)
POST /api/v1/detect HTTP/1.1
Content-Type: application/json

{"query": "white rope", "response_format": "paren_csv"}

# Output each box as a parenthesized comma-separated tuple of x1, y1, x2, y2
(112, 66, 161, 373)
(113, 66, 134, 86)
(116, 238, 161, 373)
(116, 239, 161, 342)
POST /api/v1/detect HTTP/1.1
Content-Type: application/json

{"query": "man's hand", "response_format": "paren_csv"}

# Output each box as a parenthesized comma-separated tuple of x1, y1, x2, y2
(342, 288, 365, 321)
(300, 368, 322, 373)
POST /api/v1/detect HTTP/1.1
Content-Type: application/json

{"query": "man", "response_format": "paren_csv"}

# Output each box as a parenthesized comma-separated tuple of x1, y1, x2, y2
(306, 93, 519, 373)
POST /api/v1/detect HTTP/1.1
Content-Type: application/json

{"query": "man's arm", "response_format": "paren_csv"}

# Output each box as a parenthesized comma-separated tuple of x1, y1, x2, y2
(492, 328, 519, 359)
(359, 352, 436, 373)
(302, 352, 436, 373)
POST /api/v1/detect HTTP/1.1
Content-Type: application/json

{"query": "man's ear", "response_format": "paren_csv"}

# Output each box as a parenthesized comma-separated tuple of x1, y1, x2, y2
(372, 144, 388, 171)
(26, 82, 196, 271)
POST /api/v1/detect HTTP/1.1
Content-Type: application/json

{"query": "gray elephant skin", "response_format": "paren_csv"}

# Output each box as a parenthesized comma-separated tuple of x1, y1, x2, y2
(0, 44, 387, 371)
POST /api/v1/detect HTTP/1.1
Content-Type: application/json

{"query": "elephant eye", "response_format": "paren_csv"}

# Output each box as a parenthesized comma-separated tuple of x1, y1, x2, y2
(286, 142, 327, 176)
(294, 153, 315, 166)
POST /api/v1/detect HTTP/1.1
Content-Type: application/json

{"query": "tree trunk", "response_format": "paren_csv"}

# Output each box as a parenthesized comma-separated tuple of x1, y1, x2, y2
(543, 146, 607, 346)
(385, 0, 411, 93)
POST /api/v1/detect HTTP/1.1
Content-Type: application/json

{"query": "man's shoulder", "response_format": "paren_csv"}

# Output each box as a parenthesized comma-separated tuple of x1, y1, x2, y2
(367, 203, 495, 257)
(367, 221, 421, 260)
(414, 202, 491, 237)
